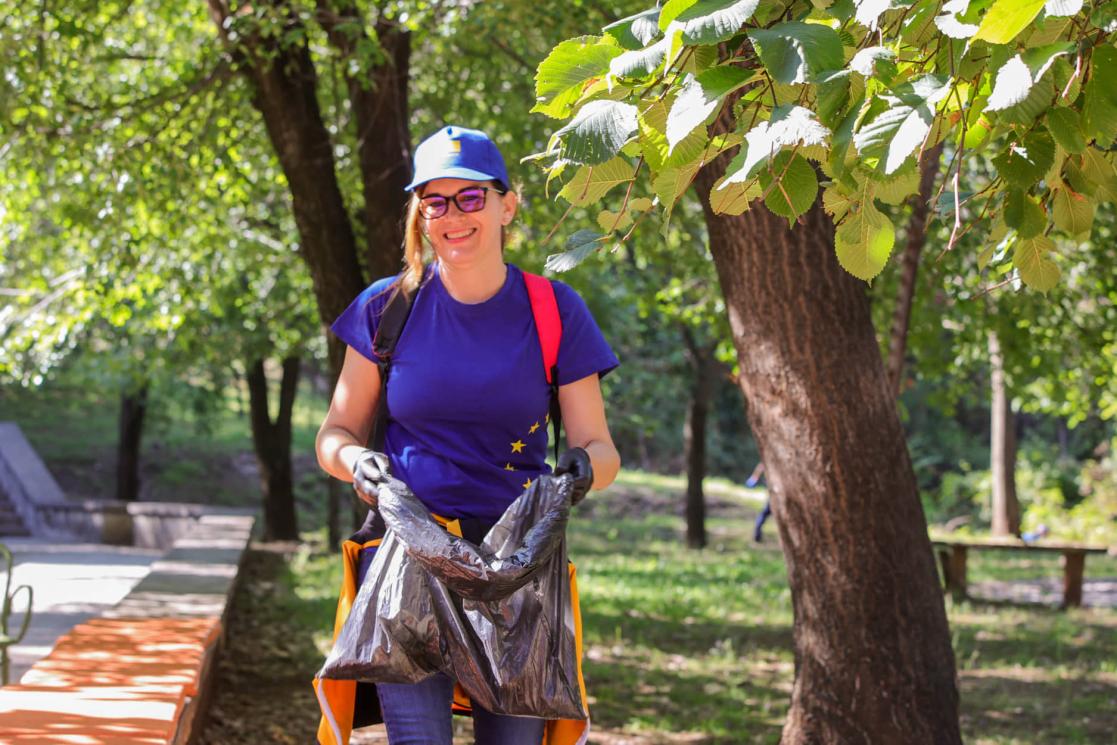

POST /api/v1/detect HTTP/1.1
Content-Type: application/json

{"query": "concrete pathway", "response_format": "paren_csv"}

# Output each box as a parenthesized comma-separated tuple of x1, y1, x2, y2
(2, 538, 161, 683)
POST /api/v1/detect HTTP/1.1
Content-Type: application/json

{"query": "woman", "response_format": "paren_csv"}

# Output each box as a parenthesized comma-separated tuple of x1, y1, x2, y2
(315, 125, 621, 745)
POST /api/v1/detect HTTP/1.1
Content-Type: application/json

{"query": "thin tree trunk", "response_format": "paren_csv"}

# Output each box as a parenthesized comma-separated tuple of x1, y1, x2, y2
(681, 328, 715, 550)
(115, 382, 149, 502)
(988, 331, 1020, 537)
(694, 114, 961, 743)
(886, 143, 943, 396)
(247, 357, 301, 541)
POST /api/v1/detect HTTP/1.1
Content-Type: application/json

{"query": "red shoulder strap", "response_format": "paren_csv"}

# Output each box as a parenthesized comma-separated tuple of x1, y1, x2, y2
(522, 271, 561, 385)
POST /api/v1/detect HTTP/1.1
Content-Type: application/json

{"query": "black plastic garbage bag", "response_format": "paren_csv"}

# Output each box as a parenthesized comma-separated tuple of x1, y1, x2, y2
(316, 473, 586, 721)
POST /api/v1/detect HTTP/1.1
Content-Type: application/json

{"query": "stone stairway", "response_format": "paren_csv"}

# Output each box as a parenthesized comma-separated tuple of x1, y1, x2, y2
(0, 490, 29, 537)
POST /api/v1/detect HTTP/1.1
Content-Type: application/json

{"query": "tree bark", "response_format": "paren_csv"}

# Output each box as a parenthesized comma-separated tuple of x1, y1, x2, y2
(886, 143, 943, 397)
(316, 1, 411, 279)
(206, 0, 388, 377)
(247, 356, 301, 541)
(115, 382, 149, 502)
(681, 328, 716, 550)
(988, 331, 1020, 537)
(693, 122, 961, 742)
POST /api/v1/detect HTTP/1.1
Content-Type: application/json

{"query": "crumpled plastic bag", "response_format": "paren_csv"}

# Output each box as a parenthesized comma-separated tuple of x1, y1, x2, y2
(316, 472, 586, 721)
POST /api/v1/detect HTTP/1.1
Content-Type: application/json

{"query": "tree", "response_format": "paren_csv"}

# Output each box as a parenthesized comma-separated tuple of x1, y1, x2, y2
(529, 1, 1114, 741)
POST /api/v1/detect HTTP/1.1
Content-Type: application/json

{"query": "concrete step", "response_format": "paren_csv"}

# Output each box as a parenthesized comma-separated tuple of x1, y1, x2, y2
(0, 515, 30, 536)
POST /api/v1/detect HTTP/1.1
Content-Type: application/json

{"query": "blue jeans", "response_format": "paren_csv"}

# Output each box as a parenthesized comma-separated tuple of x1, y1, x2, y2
(377, 672, 546, 745)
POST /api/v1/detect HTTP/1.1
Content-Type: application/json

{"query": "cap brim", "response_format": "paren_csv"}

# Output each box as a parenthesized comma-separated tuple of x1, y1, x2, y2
(406, 167, 504, 192)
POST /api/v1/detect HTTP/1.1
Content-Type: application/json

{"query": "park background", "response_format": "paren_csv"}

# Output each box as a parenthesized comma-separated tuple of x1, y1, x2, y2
(2, 1, 1116, 743)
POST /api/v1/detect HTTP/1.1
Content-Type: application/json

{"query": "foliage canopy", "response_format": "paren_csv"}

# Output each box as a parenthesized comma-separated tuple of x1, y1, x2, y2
(531, 0, 1117, 291)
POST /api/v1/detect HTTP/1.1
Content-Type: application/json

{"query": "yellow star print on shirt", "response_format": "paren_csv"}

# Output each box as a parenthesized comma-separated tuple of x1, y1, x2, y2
(529, 422, 540, 434)
(504, 463, 514, 471)
(511, 440, 525, 454)
(522, 479, 533, 490)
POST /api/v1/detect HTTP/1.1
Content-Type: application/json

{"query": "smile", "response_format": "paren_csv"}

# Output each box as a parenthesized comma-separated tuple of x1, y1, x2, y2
(444, 228, 477, 240)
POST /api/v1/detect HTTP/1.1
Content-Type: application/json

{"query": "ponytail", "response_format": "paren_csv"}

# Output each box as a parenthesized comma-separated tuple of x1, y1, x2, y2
(401, 194, 426, 292)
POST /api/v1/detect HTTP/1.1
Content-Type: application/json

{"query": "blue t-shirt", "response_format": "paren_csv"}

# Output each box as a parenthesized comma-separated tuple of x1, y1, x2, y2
(331, 263, 619, 522)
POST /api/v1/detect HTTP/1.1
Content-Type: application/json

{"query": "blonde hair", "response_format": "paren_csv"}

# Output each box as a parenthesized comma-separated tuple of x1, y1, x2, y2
(401, 194, 426, 292)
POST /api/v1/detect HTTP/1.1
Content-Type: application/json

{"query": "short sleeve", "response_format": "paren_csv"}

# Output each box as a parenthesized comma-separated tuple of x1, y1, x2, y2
(330, 275, 399, 363)
(552, 281, 620, 385)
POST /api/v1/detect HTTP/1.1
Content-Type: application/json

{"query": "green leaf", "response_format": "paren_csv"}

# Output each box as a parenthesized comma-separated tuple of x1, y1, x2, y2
(1047, 107, 1086, 154)
(554, 100, 640, 165)
(759, 152, 819, 220)
(603, 7, 662, 49)
(1004, 189, 1046, 239)
(709, 174, 762, 215)
(666, 66, 756, 151)
(872, 165, 921, 205)
(977, 244, 996, 269)
(972, 0, 1046, 45)
(1050, 186, 1094, 237)
(934, 9, 979, 39)
(722, 105, 831, 184)
(992, 130, 1055, 187)
(995, 73, 1056, 126)
(661, 0, 759, 45)
(835, 200, 895, 281)
(558, 158, 637, 206)
(1045, 0, 1084, 18)
(1083, 46, 1117, 145)
(853, 0, 894, 30)
(1013, 235, 1060, 292)
(822, 183, 855, 221)
(849, 46, 897, 78)
(545, 229, 606, 272)
(816, 69, 852, 128)
(653, 166, 698, 215)
(533, 36, 623, 119)
(853, 74, 951, 174)
(1079, 149, 1117, 199)
(748, 22, 843, 85)
(597, 208, 633, 232)
(986, 55, 1033, 111)
(609, 37, 670, 79)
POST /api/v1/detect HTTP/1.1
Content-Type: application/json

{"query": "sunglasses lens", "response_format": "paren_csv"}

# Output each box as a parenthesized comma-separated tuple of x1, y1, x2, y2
(420, 197, 448, 218)
(456, 189, 487, 212)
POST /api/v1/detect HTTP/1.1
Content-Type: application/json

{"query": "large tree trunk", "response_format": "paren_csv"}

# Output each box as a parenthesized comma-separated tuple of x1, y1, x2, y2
(886, 143, 943, 396)
(988, 331, 1020, 537)
(694, 133, 961, 742)
(247, 357, 301, 540)
(207, 0, 408, 377)
(681, 328, 716, 550)
(115, 382, 149, 502)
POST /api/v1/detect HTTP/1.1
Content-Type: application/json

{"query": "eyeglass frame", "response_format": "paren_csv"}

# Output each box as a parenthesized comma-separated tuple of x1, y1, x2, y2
(417, 185, 508, 220)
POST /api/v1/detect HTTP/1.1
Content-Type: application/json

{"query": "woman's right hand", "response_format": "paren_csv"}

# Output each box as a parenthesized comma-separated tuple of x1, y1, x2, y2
(352, 449, 391, 506)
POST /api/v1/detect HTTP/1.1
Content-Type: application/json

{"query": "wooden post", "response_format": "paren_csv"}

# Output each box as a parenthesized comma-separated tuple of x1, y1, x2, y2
(1062, 551, 1086, 608)
(947, 546, 968, 601)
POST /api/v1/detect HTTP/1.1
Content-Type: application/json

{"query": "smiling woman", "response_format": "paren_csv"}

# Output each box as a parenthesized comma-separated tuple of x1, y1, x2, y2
(313, 125, 621, 745)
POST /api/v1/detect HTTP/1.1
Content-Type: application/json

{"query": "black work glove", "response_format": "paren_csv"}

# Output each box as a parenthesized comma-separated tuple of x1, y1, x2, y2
(352, 449, 391, 506)
(554, 447, 593, 506)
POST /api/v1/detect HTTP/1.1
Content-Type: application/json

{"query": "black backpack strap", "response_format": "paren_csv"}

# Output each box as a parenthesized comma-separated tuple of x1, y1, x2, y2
(369, 279, 418, 451)
(549, 370, 562, 462)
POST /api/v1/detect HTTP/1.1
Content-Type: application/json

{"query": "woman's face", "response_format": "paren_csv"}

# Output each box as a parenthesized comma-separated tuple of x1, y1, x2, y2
(419, 178, 517, 269)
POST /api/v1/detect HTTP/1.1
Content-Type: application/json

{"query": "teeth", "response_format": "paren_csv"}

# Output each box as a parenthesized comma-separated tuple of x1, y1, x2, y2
(445, 228, 475, 240)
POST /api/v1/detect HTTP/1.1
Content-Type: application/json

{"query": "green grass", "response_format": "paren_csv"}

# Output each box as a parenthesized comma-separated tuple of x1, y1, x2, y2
(0, 373, 332, 521)
(6, 378, 1117, 743)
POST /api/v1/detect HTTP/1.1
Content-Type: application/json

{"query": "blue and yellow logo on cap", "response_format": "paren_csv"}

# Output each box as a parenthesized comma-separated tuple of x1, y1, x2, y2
(449, 140, 462, 153)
